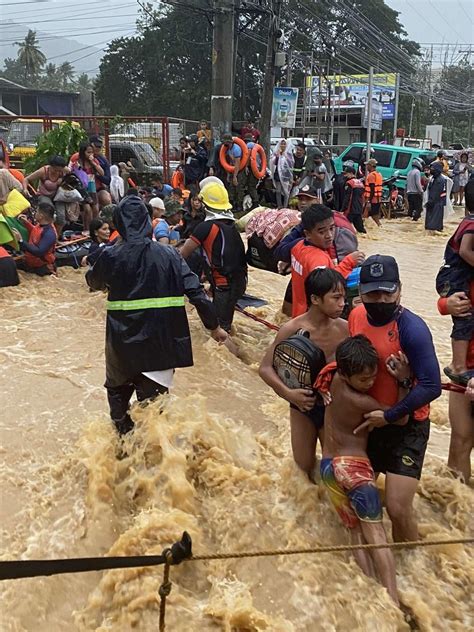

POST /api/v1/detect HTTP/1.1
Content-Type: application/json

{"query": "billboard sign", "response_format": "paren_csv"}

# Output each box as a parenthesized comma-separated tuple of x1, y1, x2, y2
(306, 73, 396, 120)
(271, 87, 299, 129)
(363, 100, 383, 130)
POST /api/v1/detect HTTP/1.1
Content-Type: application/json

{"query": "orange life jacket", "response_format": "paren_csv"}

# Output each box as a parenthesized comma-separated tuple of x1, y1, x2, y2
(24, 223, 57, 271)
(171, 169, 184, 190)
(0, 245, 11, 259)
(364, 171, 383, 203)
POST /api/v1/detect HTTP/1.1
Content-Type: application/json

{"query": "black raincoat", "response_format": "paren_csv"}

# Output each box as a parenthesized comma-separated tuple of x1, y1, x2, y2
(86, 195, 218, 387)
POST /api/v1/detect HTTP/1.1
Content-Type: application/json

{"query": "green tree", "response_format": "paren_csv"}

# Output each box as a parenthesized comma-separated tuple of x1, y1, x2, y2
(43, 63, 61, 90)
(14, 30, 46, 83)
(95, 0, 420, 120)
(23, 122, 87, 173)
(57, 61, 75, 88)
(0, 58, 26, 85)
(75, 73, 94, 92)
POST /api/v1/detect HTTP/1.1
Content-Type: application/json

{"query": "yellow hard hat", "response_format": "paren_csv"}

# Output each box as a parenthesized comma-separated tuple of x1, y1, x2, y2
(199, 181, 232, 211)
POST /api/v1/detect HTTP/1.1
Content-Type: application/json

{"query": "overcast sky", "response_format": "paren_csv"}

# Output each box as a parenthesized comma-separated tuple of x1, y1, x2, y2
(1, 0, 473, 72)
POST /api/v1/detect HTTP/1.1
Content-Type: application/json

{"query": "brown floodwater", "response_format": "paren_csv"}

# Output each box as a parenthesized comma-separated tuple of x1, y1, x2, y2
(1, 212, 473, 631)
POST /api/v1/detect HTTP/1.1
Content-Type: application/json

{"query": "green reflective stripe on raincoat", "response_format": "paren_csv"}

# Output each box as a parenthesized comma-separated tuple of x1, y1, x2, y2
(106, 297, 185, 311)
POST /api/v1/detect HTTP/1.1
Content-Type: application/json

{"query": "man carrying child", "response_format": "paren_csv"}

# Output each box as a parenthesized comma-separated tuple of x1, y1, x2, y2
(349, 255, 441, 542)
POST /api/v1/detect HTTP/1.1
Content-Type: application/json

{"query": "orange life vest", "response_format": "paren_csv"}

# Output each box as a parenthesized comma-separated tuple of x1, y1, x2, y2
(364, 171, 383, 203)
(24, 223, 57, 271)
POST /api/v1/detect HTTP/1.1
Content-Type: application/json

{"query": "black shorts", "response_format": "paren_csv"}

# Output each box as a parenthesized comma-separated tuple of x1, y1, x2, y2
(290, 402, 325, 430)
(367, 416, 430, 480)
(368, 202, 381, 216)
(451, 313, 474, 341)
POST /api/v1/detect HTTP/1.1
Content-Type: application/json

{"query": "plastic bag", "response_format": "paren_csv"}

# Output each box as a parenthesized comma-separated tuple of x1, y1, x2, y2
(0, 188, 30, 217)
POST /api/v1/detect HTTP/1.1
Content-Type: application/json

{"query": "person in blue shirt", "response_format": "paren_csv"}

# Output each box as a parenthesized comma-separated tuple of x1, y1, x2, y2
(153, 199, 183, 245)
(151, 176, 173, 200)
(243, 133, 259, 207)
(221, 133, 245, 212)
(90, 135, 112, 208)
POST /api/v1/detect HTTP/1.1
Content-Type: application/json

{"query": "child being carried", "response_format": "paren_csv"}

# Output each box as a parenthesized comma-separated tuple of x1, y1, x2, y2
(316, 334, 411, 606)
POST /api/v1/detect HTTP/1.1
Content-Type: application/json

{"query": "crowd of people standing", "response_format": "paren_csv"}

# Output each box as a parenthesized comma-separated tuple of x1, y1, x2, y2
(1, 122, 472, 611)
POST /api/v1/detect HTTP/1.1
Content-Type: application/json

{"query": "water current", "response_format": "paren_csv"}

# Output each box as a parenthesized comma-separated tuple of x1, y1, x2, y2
(1, 212, 472, 631)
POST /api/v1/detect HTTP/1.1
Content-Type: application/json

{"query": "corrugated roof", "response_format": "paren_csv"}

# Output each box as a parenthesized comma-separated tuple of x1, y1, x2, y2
(0, 77, 79, 96)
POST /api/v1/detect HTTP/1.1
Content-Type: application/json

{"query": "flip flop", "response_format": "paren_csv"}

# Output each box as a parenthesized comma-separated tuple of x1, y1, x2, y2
(237, 294, 268, 309)
(443, 366, 474, 387)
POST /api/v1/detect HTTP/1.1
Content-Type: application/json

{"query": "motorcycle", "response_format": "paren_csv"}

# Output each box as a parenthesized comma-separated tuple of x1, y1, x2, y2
(380, 170, 404, 217)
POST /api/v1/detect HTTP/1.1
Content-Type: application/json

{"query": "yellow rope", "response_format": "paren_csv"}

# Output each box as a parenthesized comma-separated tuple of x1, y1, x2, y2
(189, 537, 473, 562)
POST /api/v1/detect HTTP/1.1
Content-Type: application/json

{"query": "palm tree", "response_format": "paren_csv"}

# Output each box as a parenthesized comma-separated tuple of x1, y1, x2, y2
(43, 63, 60, 90)
(58, 61, 75, 89)
(75, 73, 93, 92)
(14, 30, 46, 83)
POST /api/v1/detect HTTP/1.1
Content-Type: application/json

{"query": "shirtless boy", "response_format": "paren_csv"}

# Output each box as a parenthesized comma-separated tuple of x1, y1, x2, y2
(316, 335, 409, 605)
(259, 268, 348, 478)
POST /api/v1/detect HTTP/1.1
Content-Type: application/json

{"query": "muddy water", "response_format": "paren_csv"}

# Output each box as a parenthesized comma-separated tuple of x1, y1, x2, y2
(1, 213, 473, 631)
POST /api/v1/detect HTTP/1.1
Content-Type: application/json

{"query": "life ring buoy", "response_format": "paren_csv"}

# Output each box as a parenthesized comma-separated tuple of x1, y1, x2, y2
(219, 137, 249, 173)
(250, 144, 267, 179)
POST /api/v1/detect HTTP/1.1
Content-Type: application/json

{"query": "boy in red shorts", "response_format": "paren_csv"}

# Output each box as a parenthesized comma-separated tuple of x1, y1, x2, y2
(316, 335, 410, 605)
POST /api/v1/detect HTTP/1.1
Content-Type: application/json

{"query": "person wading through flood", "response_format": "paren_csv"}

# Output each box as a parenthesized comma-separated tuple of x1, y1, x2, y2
(424, 161, 452, 233)
(179, 180, 247, 334)
(290, 204, 364, 317)
(349, 255, 442, 542)
(86, 193, 228, 437)
(259, 269, 349, 480)
(316, 335, 410, 605)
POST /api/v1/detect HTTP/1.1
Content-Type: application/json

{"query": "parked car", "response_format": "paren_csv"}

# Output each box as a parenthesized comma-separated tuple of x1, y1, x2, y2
(109, 139, 163, 176)
(333, 143, 436, 189)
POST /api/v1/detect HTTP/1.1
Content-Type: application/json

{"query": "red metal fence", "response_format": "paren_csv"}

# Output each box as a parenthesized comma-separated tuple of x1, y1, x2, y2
(0, 115, 181, 182)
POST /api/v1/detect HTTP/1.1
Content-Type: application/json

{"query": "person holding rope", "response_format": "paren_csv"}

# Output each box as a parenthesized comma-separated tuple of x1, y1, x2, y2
(259, 269, 348, 479)
(86, 193, 228, 436)
(179, 180, 247, 334)
(350, 255, 441, 542)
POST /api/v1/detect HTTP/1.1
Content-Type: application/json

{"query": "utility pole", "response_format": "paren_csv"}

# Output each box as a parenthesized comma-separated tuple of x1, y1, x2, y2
(366, 66, 373, 161)
(211, 0, 235, 143)
(326, 59, 331, 143)
(459, 46, 473, 146)
(259, 0, 282, 155)
(392, 72, 400, 142)
(329, 81, 335, 145)
(408, 97, 415, 137)
(286, 49, 292, 86)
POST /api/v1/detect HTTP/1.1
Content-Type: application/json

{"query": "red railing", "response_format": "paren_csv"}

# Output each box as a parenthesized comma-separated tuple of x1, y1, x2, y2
(0, 115, 171, 182)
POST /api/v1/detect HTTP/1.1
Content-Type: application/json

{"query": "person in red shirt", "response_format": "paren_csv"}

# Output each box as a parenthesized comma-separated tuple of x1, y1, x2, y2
(290, 205, 364, 317)
(350, 255, 441, 542)
(240, 118, 260, 142)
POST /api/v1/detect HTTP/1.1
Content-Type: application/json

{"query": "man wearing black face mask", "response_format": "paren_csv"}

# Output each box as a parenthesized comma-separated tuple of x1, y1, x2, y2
(348, 255, 441, 543)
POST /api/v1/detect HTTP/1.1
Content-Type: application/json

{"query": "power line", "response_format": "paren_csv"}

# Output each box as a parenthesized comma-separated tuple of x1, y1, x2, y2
(426, 0, 469, 46)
